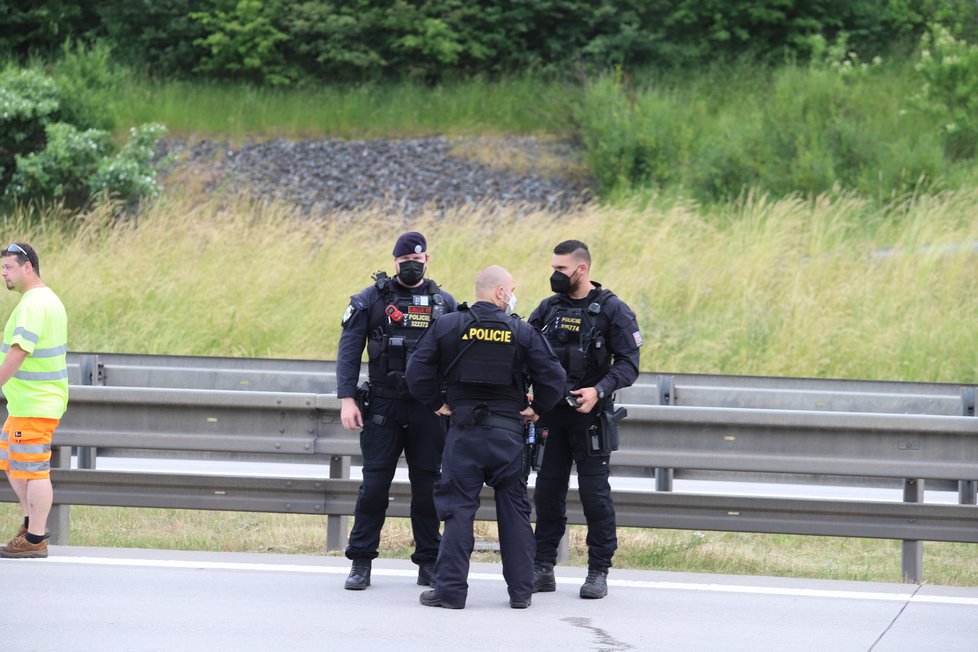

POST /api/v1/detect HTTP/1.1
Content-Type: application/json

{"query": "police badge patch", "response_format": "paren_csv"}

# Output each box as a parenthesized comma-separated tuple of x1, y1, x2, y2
(632, 330, 643, 347)
(341, 303, 354, 325)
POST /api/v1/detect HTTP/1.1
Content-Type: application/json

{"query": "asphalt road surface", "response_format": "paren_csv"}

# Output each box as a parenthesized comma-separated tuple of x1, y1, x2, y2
(1, 547, 975, 652)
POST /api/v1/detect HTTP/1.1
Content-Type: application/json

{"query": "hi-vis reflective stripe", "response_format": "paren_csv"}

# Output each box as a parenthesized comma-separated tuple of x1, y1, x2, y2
(11, 326, 39, 343)
(14, 369, 69, 381)
(10, 442, 51, 455)
(0, 343, 67, 358)
(461, 327, 512, 342)
(10, 459, 50, 472)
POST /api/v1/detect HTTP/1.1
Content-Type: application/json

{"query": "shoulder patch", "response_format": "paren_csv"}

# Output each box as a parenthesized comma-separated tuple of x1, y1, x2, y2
(341, 303, 355, 325)
(632, 330, 643, 347)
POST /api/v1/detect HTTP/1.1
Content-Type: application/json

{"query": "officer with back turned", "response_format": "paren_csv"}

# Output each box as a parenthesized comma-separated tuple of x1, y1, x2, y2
(529, 239, 642, 599)
(405, 265, 565, 609)
(337, 231, 457, 590)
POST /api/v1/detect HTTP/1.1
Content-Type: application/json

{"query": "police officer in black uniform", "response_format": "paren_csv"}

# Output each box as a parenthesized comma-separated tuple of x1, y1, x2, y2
(337, 231, 457, 590)
(529, 239, 642, 599)
(405, 265, 565, 609)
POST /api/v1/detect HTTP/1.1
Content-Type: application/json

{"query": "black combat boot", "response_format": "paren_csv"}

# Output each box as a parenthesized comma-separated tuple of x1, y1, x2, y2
(532, 563, 556, 593)
(419, 590, 464, 609)
(509, 596, 532, 609)
(579, 567, 608, 599)
(417, 561, 435, 587)
(344, 559, 372, 590)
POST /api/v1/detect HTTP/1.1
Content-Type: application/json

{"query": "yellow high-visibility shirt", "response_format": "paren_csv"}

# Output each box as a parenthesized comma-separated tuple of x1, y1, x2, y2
(1, 287, 68, 419)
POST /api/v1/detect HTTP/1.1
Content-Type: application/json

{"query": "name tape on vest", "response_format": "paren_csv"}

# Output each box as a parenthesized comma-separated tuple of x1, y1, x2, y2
(556, 315, 582, 332)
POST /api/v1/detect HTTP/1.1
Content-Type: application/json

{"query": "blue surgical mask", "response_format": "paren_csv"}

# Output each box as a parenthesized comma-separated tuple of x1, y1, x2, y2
(505, 289, 518, 315)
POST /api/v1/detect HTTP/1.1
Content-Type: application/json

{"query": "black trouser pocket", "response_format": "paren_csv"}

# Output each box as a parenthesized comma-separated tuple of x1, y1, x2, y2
(432, 477, 458, 521)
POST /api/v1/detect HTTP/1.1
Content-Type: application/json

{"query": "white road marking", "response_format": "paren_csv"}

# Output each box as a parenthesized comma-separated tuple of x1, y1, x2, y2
(30, 556, 978, 606)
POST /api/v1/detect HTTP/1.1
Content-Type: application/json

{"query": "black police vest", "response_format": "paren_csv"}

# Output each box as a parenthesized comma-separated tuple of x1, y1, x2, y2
(541, 290, 613, 389)
(367, 273, 447, 387)
(442, 309, 523, 408)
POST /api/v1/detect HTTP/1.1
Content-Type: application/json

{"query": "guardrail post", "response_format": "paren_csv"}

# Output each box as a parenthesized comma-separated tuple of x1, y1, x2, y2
(901, 479, 924, 583)
(654, 374, 674, 491)
(960, 481, 977, 505)
(325, 455, 350, 552)
(49, 446, 71, 545)
(76, 354, 102, 469)
(961, 388, 977, 505)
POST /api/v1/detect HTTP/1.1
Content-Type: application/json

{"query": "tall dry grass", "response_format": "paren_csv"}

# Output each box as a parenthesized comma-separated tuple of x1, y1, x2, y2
(2, 189, 976, 384)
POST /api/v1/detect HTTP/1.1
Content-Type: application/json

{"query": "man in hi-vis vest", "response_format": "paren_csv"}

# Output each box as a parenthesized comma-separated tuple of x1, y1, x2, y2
(0, 243, 69, 559)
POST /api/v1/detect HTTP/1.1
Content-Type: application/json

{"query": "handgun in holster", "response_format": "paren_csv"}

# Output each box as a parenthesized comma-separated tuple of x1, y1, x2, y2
(587, 406, 627, 456)
(354, 381, 371, 416)
(531, 426, 549, 471)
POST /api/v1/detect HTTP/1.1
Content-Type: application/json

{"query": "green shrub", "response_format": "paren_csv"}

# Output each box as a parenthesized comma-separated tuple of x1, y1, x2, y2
(191, 0, 292, 85)
(576, 55, 961, 203)
(6, 122, 112, 208)
(280, 1, 387, 82)
(575, 72, 640, 193)
(49, 40, 126, 132)
(0, 67, 61, 146)
(5, 1, 978, 81)
(689, 119, 767, 202)
(0, 63, 166, 211)
(0, 2, 101, 59)
(5, 121, 166, 210)
(90, 123, 168, 203)
(0, 67, 61, 187)
(95, 0, 206, 77)
(912, 25, 978, 160)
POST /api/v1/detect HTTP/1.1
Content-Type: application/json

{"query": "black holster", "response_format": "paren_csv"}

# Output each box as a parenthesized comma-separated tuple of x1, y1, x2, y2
(587, 406, 627, 456)
(355, 381, 371, 416)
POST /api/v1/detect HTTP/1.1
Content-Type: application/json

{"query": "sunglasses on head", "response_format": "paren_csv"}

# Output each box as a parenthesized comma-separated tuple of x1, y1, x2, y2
(4, 243, 28, 257)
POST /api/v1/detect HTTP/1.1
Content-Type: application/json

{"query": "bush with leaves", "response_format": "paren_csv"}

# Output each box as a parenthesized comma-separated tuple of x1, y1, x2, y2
(5, 123, 112, 208)
(49, 40, 128, 132)
(191, 0, 292, 85)
(912, 25, 978, 160)
(0, 68, 61, 186)
(0, 63, 166, 211)
(5, 0, 978, 81)
(90, 124, 168, 203)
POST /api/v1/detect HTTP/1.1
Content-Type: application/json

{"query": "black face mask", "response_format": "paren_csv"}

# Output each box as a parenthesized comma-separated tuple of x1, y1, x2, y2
(397, 260, 425, 286)
(550, 270, 573, 294)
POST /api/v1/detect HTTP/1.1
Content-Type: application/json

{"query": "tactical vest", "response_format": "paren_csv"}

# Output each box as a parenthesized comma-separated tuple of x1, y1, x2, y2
(541, 290, 614, 390)
(442, 307, 523, 407)
(366, 272, 447, 388)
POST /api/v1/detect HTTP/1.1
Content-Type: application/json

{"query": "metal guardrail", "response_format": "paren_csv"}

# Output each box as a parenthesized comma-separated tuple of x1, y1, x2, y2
(67, 352, 975, 415)
(0, 351, 972, 583)
(28, 473, 978, 545)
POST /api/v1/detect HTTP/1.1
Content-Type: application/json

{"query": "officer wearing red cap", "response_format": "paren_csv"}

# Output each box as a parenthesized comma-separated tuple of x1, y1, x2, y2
(337, 231, 457, 590)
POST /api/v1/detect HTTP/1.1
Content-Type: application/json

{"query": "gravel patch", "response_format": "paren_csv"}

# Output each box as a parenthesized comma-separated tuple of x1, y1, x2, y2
(158, 135, 592, 217)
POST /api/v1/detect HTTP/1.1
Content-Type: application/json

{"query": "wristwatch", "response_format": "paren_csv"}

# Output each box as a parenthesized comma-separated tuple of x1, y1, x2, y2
(596, 386, 606, 401)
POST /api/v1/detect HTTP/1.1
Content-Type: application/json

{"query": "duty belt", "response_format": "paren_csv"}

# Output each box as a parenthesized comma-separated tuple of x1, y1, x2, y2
(450, 412, 523, 435)
(369, 383, 407, 399)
